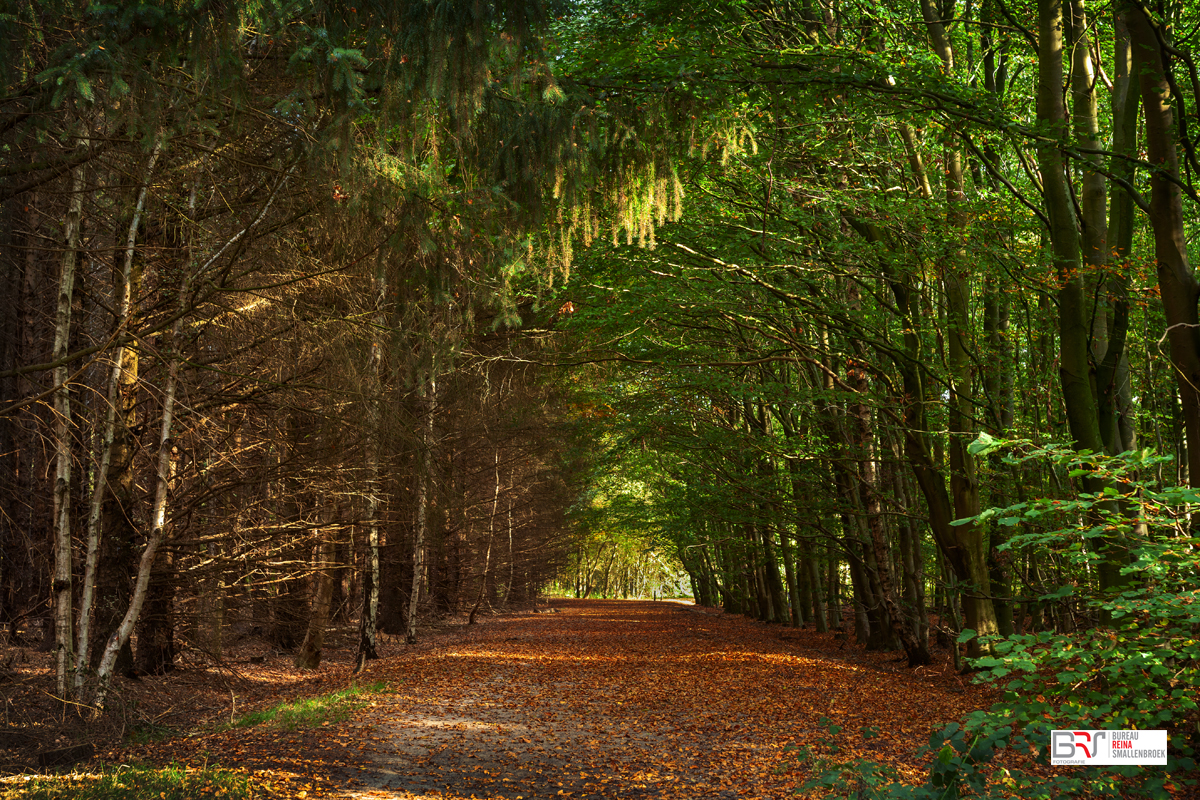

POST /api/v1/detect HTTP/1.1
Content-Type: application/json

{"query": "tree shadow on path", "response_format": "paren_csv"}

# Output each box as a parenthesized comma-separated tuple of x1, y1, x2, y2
(337, 599, 982, 800)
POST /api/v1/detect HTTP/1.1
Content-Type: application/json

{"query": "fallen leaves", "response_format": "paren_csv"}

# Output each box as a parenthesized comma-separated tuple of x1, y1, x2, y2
(337, 600, 987, 799)
(89, 600, 994, 800)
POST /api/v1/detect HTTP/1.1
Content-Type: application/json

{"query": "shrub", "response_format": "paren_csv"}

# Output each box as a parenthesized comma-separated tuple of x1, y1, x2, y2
(801, 443, 1199, 799)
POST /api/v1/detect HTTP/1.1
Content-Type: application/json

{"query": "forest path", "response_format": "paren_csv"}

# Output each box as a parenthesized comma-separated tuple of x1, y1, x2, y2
(332, 599, 986, 800)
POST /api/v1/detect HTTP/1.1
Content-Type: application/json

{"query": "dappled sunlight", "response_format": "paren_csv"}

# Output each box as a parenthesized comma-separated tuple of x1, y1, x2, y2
(391, 714, 532, 734)
(105, 600, 984, 800)
(334, 600, 987, 799)
(439, 650, 624, 664)
(674, 649, 858, 671)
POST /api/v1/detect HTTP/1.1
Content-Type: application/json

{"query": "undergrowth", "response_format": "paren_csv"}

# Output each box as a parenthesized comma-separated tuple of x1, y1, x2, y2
(126, 722, 178, 744)
(795, 444, 1200, 799)
(226, 680, 387, 731)
(0, 763, 253, 800)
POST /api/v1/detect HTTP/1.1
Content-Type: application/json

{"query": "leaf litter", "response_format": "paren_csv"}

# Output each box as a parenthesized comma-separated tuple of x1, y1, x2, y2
(110, 599, 989, 799)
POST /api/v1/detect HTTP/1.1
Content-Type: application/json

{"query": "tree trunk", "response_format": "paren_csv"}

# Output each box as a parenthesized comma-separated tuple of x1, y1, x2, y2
(76, 142, 161, 690)
(1098, 10, 1139, 456)
(1126, 2, 1200, 500)
(51, 159, 85, 698)
(1037, 0, 1105, 456)
(355, 258, 387, 671)
(849, 366, 927, 661)
(133, 553, 175, 675)
(296, 534, 337, 669)
(919, 0, 1003, 662)
(892, 456, 929, 652)
(827, 556, 842, 630)
(93, 160, 289, 709)
(93, 314, 183, 709)
(470, 448, 502, 625)
(407, 369, 436, 645)
(777, 522, 802, 627)
(806, 550, 828, 633)
(845, 551, 873, 646)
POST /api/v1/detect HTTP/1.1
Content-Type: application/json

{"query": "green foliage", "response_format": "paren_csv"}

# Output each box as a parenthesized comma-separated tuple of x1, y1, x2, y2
(226, 681, 387, 731)
(951, 444, 1198, 797)
(125, 722, 178, 744)
(289, 25, 370, 109)
(794, 717, 909, 799)
(799, 444, 1200, 798)
(0, 763, 252, 800)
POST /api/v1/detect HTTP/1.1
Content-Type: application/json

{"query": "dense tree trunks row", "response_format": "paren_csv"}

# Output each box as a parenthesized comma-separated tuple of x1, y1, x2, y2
(593, 0, 1194, 666)
(0, 0, 611, 711)
(3, 0, 1197, 700)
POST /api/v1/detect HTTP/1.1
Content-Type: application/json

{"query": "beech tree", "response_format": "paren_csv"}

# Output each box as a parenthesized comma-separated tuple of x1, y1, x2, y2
(551, 0, 1196, 683)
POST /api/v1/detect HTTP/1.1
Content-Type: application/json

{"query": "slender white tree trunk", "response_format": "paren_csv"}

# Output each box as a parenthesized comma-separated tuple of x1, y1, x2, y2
(355, 260, 386, 671)
(93, 163, 291, 709)
(354, 502, 381, 669)
(75, 142, 161, 690)
(507, 466, 515, 601)
(92, 314, 182, 708)
(51, 160, 86, 698)
(406, 369, 436, 645)
(469, 449, 501, 625)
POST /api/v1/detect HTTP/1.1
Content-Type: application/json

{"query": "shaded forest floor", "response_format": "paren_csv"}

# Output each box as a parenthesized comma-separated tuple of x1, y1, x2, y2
(4, 600, 995, 798)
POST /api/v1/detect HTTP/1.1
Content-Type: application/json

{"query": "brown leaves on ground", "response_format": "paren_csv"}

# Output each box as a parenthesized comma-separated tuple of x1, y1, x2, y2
(0, 602, 983, 797)
(105, 599, 988, 799)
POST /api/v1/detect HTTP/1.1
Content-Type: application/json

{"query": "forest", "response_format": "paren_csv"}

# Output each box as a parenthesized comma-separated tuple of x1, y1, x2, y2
(1, 0, 1199, 795)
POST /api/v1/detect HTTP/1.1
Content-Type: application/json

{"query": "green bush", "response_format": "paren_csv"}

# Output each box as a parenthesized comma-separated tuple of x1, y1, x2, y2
(800, 444, 1200, 799)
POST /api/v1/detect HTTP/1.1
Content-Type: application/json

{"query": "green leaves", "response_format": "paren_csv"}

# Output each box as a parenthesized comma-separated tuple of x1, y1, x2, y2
(835, 446, 1200, 798)
(288, 26, 369, 109)
(1, 763, 256, 800)
(949, 447, 1200, 795)
(966, 431, 1003, 457)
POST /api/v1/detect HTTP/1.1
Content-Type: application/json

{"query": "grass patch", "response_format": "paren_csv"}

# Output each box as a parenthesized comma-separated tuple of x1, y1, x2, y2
(126, 722, 178, 744)
(228, 680, 386, 731)
(0, 763, 253, 800)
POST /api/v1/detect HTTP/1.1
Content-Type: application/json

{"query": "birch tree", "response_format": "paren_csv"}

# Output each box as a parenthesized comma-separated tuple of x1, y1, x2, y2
(75, 141, 162, 692)
(50, 156, 86, 698)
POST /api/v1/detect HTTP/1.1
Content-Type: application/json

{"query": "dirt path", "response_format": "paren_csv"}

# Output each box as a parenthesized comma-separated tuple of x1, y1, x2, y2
(329, 599, 986, 800)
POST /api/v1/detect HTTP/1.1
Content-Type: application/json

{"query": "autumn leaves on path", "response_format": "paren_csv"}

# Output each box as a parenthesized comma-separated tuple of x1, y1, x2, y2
(113, 600, 985, 798)
(337, 600, 984, 799)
